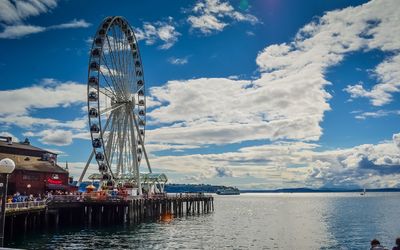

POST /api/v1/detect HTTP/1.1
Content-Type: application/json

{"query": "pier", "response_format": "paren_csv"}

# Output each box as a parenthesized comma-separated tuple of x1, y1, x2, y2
(3, 194, 213, 243)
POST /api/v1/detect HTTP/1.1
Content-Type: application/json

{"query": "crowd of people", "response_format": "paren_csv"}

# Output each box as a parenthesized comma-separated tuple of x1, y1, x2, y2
(6, 190, 76, 203)
(371, 238, 400, 250)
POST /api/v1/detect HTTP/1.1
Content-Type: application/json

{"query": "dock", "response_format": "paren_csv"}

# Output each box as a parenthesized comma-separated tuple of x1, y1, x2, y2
(3, 194, 214, 243)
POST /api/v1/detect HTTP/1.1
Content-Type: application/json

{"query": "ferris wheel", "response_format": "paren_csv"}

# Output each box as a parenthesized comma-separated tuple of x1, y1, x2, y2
(79, 16, 152, 191)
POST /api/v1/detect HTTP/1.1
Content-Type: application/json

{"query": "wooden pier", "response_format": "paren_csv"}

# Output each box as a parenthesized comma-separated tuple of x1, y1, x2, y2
(3, 194, 214, 243)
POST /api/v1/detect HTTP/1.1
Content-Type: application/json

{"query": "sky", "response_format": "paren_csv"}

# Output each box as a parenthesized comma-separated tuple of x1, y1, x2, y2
(0, 0, 399, 189)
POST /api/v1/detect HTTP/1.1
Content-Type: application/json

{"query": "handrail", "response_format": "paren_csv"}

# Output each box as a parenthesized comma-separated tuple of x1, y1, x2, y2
(4, 193, 213, 206)
(5, 201, 47, 210)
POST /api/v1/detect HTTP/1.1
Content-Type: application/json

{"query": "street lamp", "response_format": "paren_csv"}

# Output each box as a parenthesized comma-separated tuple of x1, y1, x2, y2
(0, 158, 15, 247)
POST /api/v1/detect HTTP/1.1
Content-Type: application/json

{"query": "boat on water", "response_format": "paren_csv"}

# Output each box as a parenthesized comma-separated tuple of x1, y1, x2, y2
(360, 187, 366, 195)
(216, 187, 240, 195)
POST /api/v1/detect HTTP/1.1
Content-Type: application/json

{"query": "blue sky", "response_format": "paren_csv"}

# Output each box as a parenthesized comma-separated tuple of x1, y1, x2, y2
(0, 0, 399, 189)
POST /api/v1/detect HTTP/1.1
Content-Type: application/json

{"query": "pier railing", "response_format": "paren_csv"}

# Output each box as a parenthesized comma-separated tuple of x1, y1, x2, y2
(48, 193, 212, 203)
(4, 201, 47, 212)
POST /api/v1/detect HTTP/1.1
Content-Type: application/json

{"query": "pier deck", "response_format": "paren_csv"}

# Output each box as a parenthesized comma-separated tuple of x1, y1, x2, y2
(3, 193, 214, 243)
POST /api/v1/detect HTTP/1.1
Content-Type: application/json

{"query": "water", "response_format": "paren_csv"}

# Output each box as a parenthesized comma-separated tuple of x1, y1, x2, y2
(8, 193, 400, 249)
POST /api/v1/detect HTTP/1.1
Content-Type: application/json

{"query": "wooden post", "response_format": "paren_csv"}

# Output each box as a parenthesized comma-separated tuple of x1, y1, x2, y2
(55, 211, 59, 229)
(23, 214, 28, 234)
(87, 206, 92, 226)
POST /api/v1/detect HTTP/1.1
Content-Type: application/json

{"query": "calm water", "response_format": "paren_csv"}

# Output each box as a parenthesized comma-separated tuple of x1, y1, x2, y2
(8, 193, 400, 249)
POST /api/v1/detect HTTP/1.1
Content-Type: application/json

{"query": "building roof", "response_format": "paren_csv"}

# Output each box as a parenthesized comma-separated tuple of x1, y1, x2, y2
(141, 173, 168, 183)
(15, 161, 68, 174)
(0, 140, 54, 154)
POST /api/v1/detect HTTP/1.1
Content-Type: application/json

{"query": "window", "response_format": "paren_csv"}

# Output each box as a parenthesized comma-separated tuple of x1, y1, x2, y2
(22, 174, 39, 181)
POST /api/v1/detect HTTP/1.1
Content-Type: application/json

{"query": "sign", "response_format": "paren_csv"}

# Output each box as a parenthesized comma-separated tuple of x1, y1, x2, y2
(0, 183, 3, 187)
(47, 178, 62, 185)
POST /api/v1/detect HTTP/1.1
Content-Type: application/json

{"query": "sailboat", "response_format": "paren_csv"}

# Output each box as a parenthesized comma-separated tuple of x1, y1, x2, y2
(360, 187, 366, 195)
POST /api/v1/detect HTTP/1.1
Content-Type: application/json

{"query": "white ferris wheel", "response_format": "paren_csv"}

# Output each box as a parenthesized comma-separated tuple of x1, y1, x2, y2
(78, 16, 153, 193)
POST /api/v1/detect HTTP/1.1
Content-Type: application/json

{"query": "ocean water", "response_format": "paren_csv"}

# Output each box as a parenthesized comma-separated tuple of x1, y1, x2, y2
(9, 193, 400, 250)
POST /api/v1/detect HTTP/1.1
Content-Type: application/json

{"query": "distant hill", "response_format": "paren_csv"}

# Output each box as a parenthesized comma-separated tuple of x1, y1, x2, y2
(240, 187, 400, 193)
(165, 183, 227, 193)
(165, 184, 400, 193)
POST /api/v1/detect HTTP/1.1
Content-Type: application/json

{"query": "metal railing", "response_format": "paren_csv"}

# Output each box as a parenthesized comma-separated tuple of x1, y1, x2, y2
(29, 193, 213, 205)
(49, 194, 129, 203)
(5, 201, 47, 210)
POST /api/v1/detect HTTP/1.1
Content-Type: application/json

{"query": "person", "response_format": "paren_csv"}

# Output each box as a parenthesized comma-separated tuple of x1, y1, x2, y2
(371, 239, 386, 250)
(393, 237, 400, 250)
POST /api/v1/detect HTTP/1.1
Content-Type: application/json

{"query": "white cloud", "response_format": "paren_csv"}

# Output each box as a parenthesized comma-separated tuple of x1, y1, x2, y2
(25, 129, 73, 146)
(150, 136, 400, 189)
(0, 19, 92, 39)
(393, 133, 400, 150)
(0, 0, 57, 24)
(146, 143, 201, 153)
(64, 161, 99, 180)
(345, 54, 400, 106)
(140, 0, 400, 189)
(0, 79, 86, 115)
(168, 57, 189, 65)
(0, 131, 19, 142)
(43, 148, 66, 156)
(147, 75, 327, 145)
(0, 79, 88, 146)
(147, 0, 400, 147)
(0, 24, 45, 39)
(188, 14, 227, 34)
(49, 19, 91, 29)
(354, 109, 400, 120)
(135, 19, 180, 49)
(187, 0, 259, 34)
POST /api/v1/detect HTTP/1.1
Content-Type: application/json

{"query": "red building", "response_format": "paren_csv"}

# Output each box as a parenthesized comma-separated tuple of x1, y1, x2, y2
(0, 136, 69, 195)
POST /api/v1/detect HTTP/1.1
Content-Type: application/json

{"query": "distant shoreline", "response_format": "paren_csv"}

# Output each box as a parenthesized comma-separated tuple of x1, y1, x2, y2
(240, 188, 400, 193)
(165, 184, 400, 194)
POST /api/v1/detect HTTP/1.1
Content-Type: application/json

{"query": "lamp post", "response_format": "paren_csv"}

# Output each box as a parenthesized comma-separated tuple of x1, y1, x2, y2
(0, 158, 15, 247)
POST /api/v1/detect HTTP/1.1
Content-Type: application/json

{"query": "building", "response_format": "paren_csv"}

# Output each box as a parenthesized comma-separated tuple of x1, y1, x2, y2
(0, 136, 69, 195)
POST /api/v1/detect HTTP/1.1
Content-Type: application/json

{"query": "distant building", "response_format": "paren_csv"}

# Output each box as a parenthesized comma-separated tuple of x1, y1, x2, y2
(0, 136, 69, 195)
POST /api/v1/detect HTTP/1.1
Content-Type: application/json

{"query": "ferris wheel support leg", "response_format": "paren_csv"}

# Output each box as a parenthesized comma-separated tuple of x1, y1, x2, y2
(132, 112, 152, 173)
(78, 150, 95, 186)
(129, 112, 142, 196)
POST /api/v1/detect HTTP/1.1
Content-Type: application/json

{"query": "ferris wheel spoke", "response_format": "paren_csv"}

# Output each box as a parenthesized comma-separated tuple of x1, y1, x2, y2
(100, 102, 124, 115)
(115, 25, 129, 94)
(122, 33, 131, 93)
(104, 34, 126, 100)
(99, 62, 122, 97)
(110, 25, 127, 96)
(100, 55, 126, 99)
(98, 67, 116, 94)
(103, 127, 114, 162)
(99, 109, 114, 139)
(98, 87, 116, 99)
